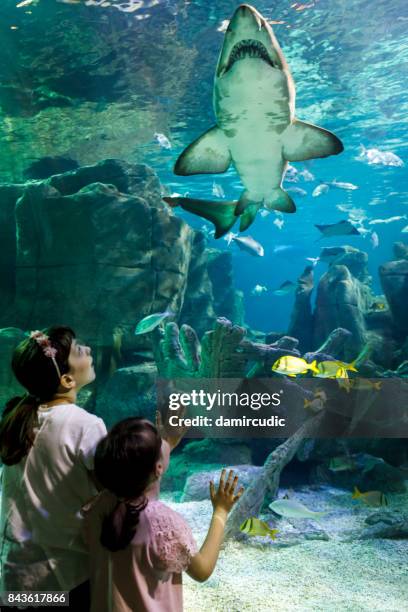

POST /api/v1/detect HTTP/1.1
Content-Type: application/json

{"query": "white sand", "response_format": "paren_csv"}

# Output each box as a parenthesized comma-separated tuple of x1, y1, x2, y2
(165, 486, 408, 612)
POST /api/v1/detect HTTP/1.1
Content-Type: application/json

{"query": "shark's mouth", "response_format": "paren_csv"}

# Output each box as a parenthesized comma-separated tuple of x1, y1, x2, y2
(224, 39, 276, 74)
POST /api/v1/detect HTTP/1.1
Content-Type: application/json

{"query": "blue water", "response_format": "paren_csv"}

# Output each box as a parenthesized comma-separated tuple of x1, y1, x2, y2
(1, 0, 407, 332)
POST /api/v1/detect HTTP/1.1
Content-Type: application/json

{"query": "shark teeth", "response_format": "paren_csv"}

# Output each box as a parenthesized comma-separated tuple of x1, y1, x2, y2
(224, 39, 275, 73)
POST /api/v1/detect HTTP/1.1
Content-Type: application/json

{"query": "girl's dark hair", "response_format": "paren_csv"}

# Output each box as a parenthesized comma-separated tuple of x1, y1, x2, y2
(94, 418, 162, 552)
(0, 326, 75, 465)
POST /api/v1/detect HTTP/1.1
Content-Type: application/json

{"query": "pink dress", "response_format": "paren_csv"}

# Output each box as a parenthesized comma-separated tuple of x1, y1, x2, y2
(82, 490, 198, 612)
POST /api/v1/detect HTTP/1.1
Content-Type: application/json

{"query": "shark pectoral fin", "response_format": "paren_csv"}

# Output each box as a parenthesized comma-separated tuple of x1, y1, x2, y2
(239, 203, 261, 231)
(174, 126, 231, 175)
(163, 197, 237, 239)
(282, 120, 344, 162)
(265, 188, 296, 213)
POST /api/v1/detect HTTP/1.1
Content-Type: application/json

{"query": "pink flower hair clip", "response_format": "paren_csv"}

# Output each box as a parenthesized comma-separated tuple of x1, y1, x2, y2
(30, 330, 61, 378)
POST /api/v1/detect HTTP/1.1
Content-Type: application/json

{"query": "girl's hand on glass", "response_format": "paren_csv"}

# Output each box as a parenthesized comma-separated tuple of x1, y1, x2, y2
(209, 469, 244, 513)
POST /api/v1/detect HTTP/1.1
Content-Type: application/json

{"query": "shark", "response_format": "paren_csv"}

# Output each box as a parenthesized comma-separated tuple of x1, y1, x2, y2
(163, 4, 343, 238)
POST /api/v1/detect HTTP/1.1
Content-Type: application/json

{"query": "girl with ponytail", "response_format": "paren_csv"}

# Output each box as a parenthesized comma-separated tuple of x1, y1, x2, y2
(0, 326, 107, 610)
(82, 418, 244, 612)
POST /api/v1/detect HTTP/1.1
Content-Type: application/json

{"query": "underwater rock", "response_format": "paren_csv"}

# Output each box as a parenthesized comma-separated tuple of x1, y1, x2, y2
(23, 156, 79, 180)
(0, 184, 25, 318)
(359, 509, 408, 539)
(48, 158, 163, 206)
(287, 265, 314, 352)
(311, 453, 406, 493)
(379, 258, 408, 339)
(182, 465, 262, 502)
(320, 246, 370, 283)
(180, 439, 251, 465)
(224, 412, 325, 539)
(393, 241, 408, 260)
(161, 440, 252, 494)
(13, 179, 194, 346)
(179, 233, 216, 337)
(94, 364, 157, 429)
(153, 318, 295, 380)
(313, 265, 370, 358)
(305, 439, 408, 470)
(0, 327, 26, 406)
(206, 249, 245, 326)
(303, 327, 352, 363)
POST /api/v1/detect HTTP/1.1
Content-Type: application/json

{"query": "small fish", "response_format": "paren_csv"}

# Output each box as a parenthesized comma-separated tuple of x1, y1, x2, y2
(357, 146, 404, 167)
(314, 361, 354, 379)
(259, 209, 270, 218)
(135, 310, 173, 335)
(332, 359, 358, 373)
(251, 284, 268, 296)
(329, 456, 357, 472)
(272, 356, 319, 377)
(368, 215, 407, 225)
(298, 168, 314, 181)
(154, 132, 172, 149)
(329, 180, 358, 191)
(370, 231, 379, 249)
(240, 517, 278, 540)
(16, 0, 38, 7)
(212, 182, 225, 199)
(269, 499, 326, 520)
(273, 217, 284, 230)
(312, 183, 330, 197)
(351, 486, 388, 507)
(227, 234, 264, 257)
(285, 164, 299, 182)
(315, 220, 360, 238)
(370, 301, 387, 311)
(350, 379, 382, 392)
(273, 281, 296, 296)
(287, 186, 307, 197)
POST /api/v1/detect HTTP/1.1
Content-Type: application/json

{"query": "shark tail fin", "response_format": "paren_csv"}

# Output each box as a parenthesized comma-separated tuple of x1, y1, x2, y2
(163, 197, 237, 239)
(265, 188, 296, 213)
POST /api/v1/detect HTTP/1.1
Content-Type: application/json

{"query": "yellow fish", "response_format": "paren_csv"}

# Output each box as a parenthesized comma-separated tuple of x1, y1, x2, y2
(333, 359, 358, 372)
(370, 301, 386, 311)
(240, 518, 279, 540)
(351, 486, 388, 507)
(272, 356, 319, 377)
(351, 379, 382, 392)
(314, 361, 350, 379)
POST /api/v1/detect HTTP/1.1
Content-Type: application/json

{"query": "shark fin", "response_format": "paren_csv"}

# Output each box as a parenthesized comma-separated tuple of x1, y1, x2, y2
(282, 120, 344, 162)
(239, 203, 261, 231)
(163, 197, 237, 239)
(174, 126, 231, 175)
(265, 188, 296, 213)
(235, 190, 261, 216)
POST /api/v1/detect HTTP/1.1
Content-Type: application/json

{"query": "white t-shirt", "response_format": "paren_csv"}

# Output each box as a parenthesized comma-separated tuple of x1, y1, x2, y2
(0, 403, 107, 592)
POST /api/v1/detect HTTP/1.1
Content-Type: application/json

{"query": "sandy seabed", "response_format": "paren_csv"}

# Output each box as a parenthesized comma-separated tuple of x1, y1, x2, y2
(166, 486, 408, 612)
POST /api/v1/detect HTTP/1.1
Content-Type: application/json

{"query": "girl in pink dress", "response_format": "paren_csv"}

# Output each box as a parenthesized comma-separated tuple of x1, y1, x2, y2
(82, 417, 244, 612)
